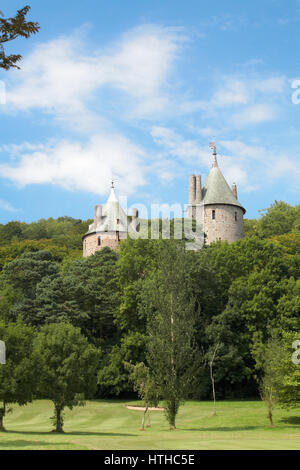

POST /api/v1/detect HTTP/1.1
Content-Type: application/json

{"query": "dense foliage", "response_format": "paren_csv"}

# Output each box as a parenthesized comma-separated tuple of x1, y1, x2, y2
(0, 200, 299, 412)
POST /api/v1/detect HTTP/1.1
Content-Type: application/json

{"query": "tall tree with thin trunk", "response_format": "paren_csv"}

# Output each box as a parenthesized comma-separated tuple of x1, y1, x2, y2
(141, 241, 197, 430)
(209, 342, 220, 416)
(252, 332, 283, 427)
(126, 362, 159, 430)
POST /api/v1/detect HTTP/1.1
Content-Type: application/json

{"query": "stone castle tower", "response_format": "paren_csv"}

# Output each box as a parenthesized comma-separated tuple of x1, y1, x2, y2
(187, 143, 246, 244)
(82, 182, 139, 257)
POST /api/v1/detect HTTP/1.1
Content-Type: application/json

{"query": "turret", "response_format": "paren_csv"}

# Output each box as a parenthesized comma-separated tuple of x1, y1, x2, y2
(188, 174, 196, 204)
(232, 183, 237, 199)
(187, 142, 246, 246)
(83, 182, 139, 257)
(195, 175, 202, 203)
(94, 204, 102, 228)
(131, 208, 139, 231)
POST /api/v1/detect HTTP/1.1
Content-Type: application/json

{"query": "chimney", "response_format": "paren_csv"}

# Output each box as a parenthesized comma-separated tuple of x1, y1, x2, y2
(132, 208, 139, 231)
(189, 174, 196, 205)
(232, 183, 237, 199)
(94, 204, 102, 228)
(195, 175, 202, 203)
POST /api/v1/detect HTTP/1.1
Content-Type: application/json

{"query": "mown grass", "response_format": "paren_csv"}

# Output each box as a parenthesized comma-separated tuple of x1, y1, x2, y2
(0, 399, 299, 450)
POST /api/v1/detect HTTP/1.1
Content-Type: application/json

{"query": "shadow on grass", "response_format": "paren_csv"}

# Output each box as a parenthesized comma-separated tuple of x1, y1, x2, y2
(0, 440, 65, 448)
(279, 416, 300, 426)
(181, 426, 262, 432)
(5, 430, 136, 437)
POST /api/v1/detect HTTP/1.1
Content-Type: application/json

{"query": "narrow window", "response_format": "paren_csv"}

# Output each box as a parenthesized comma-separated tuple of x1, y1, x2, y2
(116, 231, 120, 241)
(212, 210, 216, 220)
(116, 218, 120, 224)
(235, 211, 237, 221)
(98, 236, 101, 246)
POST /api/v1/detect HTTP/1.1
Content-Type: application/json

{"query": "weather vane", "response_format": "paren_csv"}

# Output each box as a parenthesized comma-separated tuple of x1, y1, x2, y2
(209, 139, 217, 155)
(209, 138, 218, 167)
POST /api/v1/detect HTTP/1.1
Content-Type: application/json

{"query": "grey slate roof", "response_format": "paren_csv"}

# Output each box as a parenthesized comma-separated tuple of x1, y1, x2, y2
(87, 187, 138, 234)
(202, 165, 246, 213)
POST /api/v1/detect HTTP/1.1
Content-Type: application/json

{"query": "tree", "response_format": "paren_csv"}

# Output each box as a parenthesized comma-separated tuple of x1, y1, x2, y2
(97, 331, 146, 397)
(2, 250, 58, 300)
(0, 5, 39, 70)
(276, 331, 300, 409)
(208, 342, 220, 416)
(126, 362, 159, 430)
(0, 239, 81, 271)
(1, 250, 59, 326)
(141, 241, 197, 429)
(252, 333, 283, 427)
(33, 248, 120, 344)
(257, 201, 297, 238)
(0, 320, 37, 431)
(32, 323, 100, 433)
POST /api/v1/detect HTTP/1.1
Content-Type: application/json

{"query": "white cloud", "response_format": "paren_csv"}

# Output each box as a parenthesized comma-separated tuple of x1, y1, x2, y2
(151, 126, 209, 166)
(151, 128, 300, 194)
(267, 155, 300, 181)
(220, 140, 267, 161)
(254, 77, 286, 93)
(0, 134, 146, 196)
(0, 199, 20, 212)
(151, 127, 256, 191)
(212, 79, 249, 107)
(220, 139, 300, 189)
(231, 104, 276, 126)
(4, 25, 185, 129)
(197, 127, 216, 137)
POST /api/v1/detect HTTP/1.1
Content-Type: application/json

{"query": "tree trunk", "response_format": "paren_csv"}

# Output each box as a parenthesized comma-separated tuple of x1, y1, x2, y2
(147, 410, 151, 428)
(53, 403, 64, 433)
(170, 417, 176, 430)
(210, 343, 219, 416)
(266, 389, 274, 427)
(0, 403, 6, 432)
(169, 399, 176, 430)
(140, 405, 148, 431)
(267, 408, 274, 427)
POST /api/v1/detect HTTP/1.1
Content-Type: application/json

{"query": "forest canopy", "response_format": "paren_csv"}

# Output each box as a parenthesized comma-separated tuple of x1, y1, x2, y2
(0, 200, 299, 401)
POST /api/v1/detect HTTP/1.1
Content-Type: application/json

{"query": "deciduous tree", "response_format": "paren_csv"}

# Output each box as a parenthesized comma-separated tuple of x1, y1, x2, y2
(33, 323, 100, 433)
(0, 320, 37, 431)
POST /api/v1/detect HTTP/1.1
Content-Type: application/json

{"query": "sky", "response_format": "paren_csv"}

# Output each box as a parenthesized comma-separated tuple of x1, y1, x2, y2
(0, 0, 299, 223)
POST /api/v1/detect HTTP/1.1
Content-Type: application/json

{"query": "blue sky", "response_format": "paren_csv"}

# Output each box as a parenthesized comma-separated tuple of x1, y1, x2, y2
(0, 0, 299, 223)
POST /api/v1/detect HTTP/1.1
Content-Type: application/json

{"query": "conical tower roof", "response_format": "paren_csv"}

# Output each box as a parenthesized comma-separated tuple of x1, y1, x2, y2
(202, 150, 246, 213)
(97, 187, 129, 232)
(86, 185, 137, 235)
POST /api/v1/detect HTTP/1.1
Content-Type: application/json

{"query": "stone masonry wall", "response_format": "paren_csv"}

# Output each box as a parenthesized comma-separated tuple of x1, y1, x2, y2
(83, 232, 124, 256)
(204, 204, 244, 245)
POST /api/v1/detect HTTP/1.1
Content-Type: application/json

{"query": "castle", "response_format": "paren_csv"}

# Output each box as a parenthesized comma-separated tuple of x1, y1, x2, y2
(83, 182, 139, 257)
(82, 143, 246, 256)
(187, 143, 245, 244)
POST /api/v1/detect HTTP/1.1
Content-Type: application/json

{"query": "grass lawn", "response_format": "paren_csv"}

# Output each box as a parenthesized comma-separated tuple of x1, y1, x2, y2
(0, 399, 299, 450)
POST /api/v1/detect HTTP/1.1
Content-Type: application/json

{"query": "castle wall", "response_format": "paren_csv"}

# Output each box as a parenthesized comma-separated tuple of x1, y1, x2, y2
(83, 231, 127, 257)
(204, 204, 244, 245)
